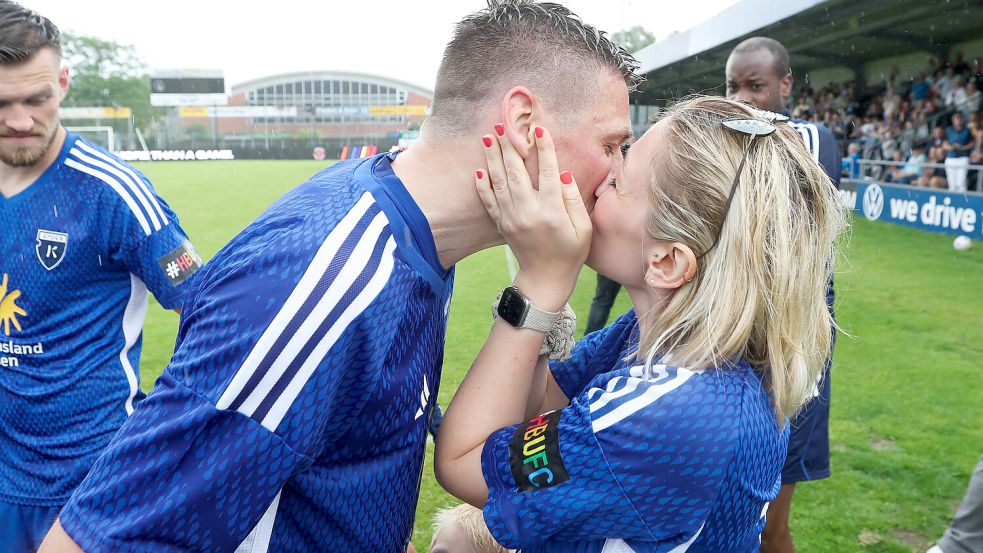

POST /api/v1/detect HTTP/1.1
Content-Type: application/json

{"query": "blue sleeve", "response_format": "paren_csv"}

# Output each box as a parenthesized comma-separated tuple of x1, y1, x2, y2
(480, 404, 647, 550)
(59, 197, 401, 551)
(481, 366, 739, 550)
(59, 370, 307, 552)
(549, 310, 636, 399)
(112, 171, 201, 310)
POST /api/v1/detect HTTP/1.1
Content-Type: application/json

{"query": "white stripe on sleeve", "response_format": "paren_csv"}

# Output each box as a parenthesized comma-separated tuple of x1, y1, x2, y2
(64, 157, 152, 236)
(790, 122, 821, 162)
(75, 140, 169, 225)
(590, 368, 695, 433)
(69, 147, 162, 231)
(215, 193, 375, 411)
(235, 212, 390, 418)
(234, 489, 282, 553)
(260, 236, 396, 431)
(119, 274, 149, 415)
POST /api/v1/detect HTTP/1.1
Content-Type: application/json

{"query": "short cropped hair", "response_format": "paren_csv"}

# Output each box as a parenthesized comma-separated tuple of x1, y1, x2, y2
(0, 0, 60, 64)
(730, 36, 790, 79)
(430, 503, 514, 553)
(430, 0, 642, 134)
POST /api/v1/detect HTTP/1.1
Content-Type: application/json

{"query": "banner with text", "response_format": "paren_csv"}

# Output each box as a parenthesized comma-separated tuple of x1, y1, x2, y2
(842, 180, 983, 238)
(60, 107, 132, 119)
(178, 106, 298, 118)
(118, 149, 235, 161)
(315, 105, 427, 116)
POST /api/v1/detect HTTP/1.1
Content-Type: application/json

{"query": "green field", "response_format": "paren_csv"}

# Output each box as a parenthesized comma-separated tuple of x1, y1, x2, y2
(135, 160, 982, 553)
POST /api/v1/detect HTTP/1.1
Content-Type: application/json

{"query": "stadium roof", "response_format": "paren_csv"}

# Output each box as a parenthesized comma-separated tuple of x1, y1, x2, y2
(632, 0, 983, 103)
(231, 71, 434, 99)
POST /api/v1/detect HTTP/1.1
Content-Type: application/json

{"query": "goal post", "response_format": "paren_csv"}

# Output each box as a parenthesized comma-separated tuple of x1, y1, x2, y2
(66, 126, 116, 152)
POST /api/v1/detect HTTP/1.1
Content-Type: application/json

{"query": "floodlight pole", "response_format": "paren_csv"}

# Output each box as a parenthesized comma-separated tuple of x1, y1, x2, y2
(211, 104, 218, 146)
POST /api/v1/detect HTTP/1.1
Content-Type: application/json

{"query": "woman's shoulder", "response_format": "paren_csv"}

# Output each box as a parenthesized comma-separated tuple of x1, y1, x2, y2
(579, 359, 770, 435)
(586, 357, 765, 394)
(585, 309, 638, 343)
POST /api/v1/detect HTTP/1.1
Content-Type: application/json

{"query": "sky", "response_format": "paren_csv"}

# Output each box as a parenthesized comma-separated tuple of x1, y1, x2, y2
(23, 0, 740, 91)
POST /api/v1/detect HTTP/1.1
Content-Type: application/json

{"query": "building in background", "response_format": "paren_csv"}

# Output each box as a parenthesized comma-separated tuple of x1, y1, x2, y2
(171, 70, 432, 157)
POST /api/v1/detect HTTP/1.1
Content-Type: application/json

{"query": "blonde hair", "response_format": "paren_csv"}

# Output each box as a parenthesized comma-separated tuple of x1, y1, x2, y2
(639, 96, 848, 422)
(430, 504, 513, 553)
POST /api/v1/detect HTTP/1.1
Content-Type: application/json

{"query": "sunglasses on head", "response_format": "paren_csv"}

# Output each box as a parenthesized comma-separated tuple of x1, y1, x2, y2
(695, 109, 788, 260)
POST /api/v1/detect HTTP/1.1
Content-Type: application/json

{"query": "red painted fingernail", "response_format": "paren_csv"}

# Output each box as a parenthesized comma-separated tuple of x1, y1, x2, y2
(559, 171, 573, 185)
(535, 126, 544, 138)
(482, 136, 492, 147)
(494, 123, 505, 136)
(476, 169, 484, 180)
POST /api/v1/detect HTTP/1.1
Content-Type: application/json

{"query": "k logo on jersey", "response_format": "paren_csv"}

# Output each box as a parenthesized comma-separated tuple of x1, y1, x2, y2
(36, 229, 69, 270)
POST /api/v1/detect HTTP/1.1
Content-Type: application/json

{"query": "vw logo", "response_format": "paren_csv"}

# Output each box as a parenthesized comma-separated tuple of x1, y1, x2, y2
(862, 184, 884, 221)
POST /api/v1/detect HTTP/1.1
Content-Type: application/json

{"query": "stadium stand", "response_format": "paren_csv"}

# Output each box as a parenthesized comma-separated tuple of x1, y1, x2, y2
(627, 0, 983, 190)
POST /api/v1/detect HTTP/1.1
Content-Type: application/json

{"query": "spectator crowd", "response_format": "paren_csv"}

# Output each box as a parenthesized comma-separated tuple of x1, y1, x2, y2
(788, 53, 983, 192)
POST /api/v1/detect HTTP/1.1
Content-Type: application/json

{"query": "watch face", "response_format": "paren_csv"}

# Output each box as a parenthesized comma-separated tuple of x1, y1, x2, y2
(498, 287, 528, 327)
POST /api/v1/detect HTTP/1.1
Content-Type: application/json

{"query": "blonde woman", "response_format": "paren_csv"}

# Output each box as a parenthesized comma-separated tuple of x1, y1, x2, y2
(434, 96, 847, 552)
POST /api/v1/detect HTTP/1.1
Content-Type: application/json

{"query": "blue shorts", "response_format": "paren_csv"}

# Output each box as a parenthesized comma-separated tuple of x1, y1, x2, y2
(781, 359, 832, 484)
(0, 498, 60, 553)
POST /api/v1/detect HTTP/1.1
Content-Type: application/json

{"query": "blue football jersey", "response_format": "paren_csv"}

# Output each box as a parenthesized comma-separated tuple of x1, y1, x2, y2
(481, 312, 788, 552)
(0, 132, 198, 506)
(59, 153, 455, 552)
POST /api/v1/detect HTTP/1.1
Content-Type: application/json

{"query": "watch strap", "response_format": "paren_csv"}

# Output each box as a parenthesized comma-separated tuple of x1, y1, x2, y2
(520, 301, 561, 333)
(491, 290, 576, 360)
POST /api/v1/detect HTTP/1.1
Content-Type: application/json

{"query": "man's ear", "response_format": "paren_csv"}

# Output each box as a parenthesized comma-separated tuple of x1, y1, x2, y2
(644, 242, 698, 290)
(57, 64, 70, 101)
(779, 72, 793, 104)
(499, 85, 538, 158)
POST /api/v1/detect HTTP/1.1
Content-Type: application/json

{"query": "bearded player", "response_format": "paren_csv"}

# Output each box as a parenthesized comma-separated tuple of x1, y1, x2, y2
(0, 2, 199, 551)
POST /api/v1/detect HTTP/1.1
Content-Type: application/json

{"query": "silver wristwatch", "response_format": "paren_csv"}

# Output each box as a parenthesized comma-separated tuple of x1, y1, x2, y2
(496, 286, 561, 332)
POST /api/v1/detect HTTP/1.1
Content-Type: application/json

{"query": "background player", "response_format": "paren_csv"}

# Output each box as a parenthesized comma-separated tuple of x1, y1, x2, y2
(0, 1, 199, 551)
(39, 2, 640, 551)
(725, 36, 841, 553)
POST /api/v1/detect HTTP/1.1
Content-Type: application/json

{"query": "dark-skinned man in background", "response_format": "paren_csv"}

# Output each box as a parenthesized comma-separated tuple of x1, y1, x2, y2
(726, 36, 841, 553)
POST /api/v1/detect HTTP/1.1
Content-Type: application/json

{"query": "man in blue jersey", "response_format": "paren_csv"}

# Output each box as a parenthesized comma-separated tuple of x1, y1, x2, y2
(0, 2, 200, 551)
(40, 2, 639, 552)
(726, 37, 841, 553)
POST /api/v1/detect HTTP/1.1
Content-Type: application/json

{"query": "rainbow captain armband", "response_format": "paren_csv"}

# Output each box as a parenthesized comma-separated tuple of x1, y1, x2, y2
(508, 411, 569, 491)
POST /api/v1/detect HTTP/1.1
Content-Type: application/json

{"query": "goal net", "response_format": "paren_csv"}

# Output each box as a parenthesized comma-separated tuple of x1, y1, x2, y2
(66, 126, 116, 152)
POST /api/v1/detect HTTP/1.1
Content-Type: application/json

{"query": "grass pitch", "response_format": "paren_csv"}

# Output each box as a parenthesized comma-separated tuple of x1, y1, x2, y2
(135, 160, 982, 553)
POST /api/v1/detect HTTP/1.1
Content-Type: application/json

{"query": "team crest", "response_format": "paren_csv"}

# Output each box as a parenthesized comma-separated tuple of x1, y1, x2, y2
(35, 229, 69, 271)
